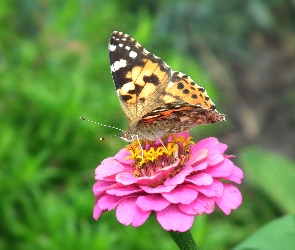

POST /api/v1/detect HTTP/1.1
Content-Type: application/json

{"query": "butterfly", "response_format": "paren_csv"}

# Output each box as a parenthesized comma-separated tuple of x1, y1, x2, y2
(109, 31, 225, 142)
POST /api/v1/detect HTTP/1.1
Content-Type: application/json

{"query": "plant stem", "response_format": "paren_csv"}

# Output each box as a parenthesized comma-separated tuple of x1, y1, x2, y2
(168, 230, 198, 250)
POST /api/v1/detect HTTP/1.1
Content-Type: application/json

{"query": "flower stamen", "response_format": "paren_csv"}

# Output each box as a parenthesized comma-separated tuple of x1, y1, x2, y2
(126, 134, 194, 178)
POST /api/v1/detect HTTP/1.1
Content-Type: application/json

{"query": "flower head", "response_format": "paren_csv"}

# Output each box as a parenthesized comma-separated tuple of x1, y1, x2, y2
(93, 132, 243, 232)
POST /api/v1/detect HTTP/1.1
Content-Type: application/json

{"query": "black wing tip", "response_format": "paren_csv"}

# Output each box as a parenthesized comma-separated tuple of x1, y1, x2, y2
(109, 31, 133, 46)
(110, 31, 129, 38)
(111, 30, 119, 36)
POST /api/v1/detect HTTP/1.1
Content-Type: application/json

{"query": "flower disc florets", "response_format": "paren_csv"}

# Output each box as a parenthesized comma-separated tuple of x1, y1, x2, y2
(126, 134, 194, 181)
(93, 132, 243, 232)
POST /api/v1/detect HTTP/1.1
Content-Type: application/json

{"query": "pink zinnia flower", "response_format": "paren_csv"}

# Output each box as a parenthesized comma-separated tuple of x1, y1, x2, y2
(93, 132, 243, 232)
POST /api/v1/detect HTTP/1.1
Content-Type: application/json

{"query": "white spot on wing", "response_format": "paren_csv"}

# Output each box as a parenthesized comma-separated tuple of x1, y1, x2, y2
(111, 59, 127, 72)
(119, 44, 123, 47)
(109, 44, 116, 51)
(129, 51, 137, 59)
(125, 46, 130, 50)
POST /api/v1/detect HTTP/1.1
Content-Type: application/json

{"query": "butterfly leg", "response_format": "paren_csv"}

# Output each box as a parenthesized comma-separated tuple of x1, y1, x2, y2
(136, 134, 144, 158)
(151, 131, 168, 153)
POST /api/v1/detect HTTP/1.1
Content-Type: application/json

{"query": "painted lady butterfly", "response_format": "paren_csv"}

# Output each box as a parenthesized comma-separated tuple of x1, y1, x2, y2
(109, 31, 225, 142)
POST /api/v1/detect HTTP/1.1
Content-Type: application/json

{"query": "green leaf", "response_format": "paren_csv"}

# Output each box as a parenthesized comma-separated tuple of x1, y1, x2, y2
(240, 146, 295, 213)
(233, 215, 295, 250)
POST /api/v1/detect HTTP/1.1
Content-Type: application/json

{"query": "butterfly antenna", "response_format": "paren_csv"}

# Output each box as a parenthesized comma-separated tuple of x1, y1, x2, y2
(80, 117, 124, 131)
(99, 134, 121, 141)
(80, 116, 124, 140)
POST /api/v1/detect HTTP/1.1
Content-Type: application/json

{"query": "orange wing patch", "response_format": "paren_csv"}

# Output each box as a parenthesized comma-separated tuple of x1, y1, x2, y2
(142, 106, 193, 123)
(121, 59, 169, 105)
(165, 71, 214, 109)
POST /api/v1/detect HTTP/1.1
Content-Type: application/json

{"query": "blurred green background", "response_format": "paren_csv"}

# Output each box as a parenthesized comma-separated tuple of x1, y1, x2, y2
(1, 0, 295, 249)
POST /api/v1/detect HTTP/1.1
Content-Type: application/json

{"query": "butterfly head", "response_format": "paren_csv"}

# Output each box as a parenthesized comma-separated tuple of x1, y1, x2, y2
(118, 131, 137, 142)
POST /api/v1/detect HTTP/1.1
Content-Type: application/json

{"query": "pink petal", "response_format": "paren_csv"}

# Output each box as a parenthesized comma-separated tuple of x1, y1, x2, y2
(136, 172, 163, 186)
(186, 148, 208, 166)
(116, 171, 138, 185)
(186, 173, 213, 186)
(216, 184, 242, 215)
(131, 209, 152, 227)
(193, 162, 208, 171)
(140, 184, 176, 194)
(224, 165, 244, 184)
(156, 204, 194, 232)
(116, 197, 151, 227)
(192, 137, 225, 165)
(93, 203, 103, 220)
(164, 166, 193, 186)
(138, 159, 181, 187)
(178, 194, 216, 215)
(93, 180, 114, 196)
(100, 156, 117, 165)
(203, 158, 234, 178)
(162, 185, 198, 204)
(95, 162, 125, 180)
(114, 148, 133, 165)
(218, 143, 228, 153)
(97, 194, 122, 210)
(195, 179, 224, 197)
(208, 151, 224, 166)
(136, 194, 170, 211)
(106, 186, 142, 196)
(192, 137, 219, 151)
(155, 159, 180, 177)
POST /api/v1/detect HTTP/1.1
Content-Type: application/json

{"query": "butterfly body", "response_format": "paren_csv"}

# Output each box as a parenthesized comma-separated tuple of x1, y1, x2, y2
(109, 31, 225, 142)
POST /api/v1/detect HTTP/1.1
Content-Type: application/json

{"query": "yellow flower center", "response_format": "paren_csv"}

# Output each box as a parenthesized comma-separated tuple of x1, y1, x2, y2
(126, 135, 194, 178)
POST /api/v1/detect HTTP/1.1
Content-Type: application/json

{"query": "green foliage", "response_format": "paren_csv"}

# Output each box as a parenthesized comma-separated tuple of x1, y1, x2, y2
(240, 146, 295, 214)
(1, 0, 295, 249)
(234, 215, 295, 250)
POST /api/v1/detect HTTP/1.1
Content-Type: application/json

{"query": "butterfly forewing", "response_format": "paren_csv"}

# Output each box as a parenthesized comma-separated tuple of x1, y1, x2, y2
(108, 31, 225, 141)
(109, 31, 171, 121)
